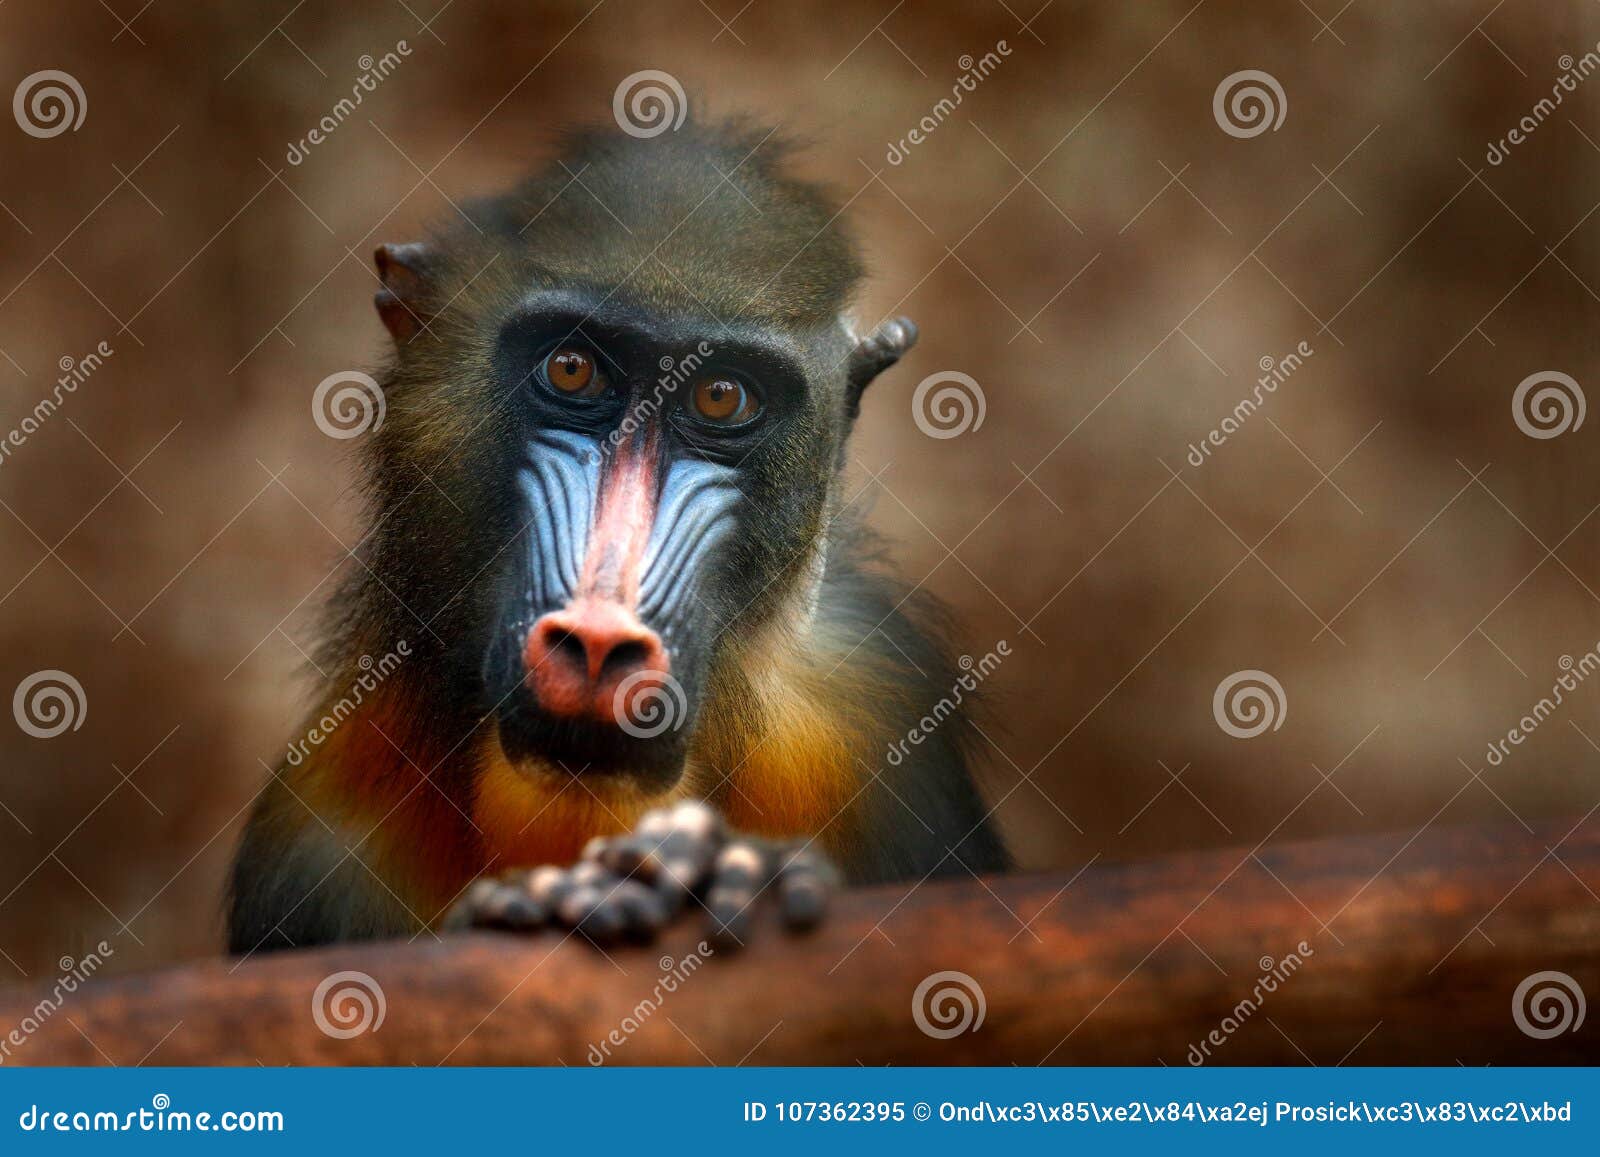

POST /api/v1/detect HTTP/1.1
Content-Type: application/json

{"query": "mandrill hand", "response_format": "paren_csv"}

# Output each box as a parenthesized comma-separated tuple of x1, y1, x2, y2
(443, 801, 839, 949)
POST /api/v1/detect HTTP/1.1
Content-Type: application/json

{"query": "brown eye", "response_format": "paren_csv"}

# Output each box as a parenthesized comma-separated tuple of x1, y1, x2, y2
(543, 347, 605, 397)
(689, 376, 759, 426)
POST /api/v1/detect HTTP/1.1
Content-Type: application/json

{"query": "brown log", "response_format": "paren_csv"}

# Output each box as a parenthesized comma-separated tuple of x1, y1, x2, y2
(3, 820, 1597, 1065)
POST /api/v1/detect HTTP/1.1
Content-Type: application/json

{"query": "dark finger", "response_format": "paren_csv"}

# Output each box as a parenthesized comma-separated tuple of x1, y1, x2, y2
(452, 877, 550, 931)
(642, 805, 726, 909)
(776, 845, 837, 931)
(612, 878, 672, 941)
(705, 841, 769, 949)
(556, 880, 629, 943)
(440, 878, 499, 931)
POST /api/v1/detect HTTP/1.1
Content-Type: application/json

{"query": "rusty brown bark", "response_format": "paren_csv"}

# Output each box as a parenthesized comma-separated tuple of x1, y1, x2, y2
(3, 820, 1597, 1065)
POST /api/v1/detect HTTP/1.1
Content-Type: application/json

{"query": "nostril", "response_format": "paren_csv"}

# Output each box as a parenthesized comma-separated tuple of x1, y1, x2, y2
(545, 628, 587, 672)
(524, 603, 670, 720)
(598, 638, 652, 683)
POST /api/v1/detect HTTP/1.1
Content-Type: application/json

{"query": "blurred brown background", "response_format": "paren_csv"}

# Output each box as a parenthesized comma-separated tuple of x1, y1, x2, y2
(0, 0, 1597, 985)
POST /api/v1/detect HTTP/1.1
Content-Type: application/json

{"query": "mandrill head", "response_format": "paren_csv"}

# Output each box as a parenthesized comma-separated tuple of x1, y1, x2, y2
(353, 119, 917, 800)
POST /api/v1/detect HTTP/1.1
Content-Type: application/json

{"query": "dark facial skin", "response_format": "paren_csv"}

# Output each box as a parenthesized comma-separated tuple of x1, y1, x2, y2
(352, 123, 912, 795)
(481, 287, 849, 787)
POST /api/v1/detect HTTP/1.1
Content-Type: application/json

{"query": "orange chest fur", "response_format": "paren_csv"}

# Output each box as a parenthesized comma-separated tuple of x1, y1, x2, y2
(312, 666, 872, 911)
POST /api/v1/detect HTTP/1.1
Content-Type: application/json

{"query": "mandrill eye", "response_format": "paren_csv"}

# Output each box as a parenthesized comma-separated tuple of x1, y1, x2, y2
(688, 375, 760, 427)
(542, 347, 607, 398)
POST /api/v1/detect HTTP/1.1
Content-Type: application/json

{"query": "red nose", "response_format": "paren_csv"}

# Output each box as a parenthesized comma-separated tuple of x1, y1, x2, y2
(523, 599, 670, 725)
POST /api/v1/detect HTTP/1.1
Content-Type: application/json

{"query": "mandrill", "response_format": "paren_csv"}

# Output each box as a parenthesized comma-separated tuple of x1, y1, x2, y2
(227, 116, 1008, 955)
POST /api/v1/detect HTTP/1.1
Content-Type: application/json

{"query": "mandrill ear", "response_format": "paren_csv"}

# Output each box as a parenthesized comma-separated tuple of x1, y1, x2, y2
(844, 315, 918, 417)
(373, 242, 437, 344)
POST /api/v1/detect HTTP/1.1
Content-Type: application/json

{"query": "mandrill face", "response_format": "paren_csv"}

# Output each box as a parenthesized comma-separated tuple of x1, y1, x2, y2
(478, 290, 849, 790)
(361, 123, 914, 799)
